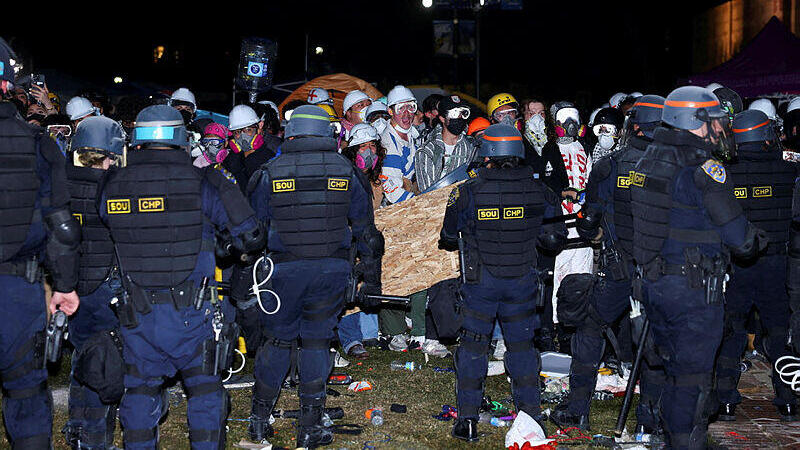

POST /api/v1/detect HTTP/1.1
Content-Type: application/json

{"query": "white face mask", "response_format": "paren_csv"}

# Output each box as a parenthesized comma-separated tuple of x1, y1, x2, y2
(371, 117, 388, 135)
(598, 134, 616, 150)
(393, 122, 413, 134)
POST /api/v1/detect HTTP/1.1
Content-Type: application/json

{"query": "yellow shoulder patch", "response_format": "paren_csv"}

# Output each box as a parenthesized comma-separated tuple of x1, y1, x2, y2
(702, 159, 726, 184)
(447, 187, 460, 207)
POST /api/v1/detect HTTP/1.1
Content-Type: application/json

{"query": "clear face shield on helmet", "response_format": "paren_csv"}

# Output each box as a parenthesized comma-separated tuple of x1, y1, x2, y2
(698, 108, 736, 162)
(617, 111, 637, 149)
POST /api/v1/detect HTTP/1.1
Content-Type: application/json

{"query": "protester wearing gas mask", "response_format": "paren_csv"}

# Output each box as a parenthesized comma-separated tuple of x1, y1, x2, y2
(487, 92, 522, 131)
(169, 87, 198, 130)
(225, 104, 267, 187)
(193, 122, 231, 168)
(415, 95, 477, 192)
(590, 107, 625, 160)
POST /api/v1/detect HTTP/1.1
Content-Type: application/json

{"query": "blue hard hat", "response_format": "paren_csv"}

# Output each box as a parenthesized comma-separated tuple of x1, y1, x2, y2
(284, 105, 333, 138)
(130, 105, 188, 149)
(733, 109, 776, 144)
(477, 123, 525, 158)
(71, 116, 126, 157)
(662, 86, 727, 131)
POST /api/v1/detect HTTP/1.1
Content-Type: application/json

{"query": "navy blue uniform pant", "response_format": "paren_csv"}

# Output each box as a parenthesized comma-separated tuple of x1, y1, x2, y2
(253, 258, 349, 409)
(120, 302, 227, 450)
(0, 275, 50, 449)
(566, 274, 666, 430)
(644, 275, 723, 449)
(456, 268, 541, 419)
(716, 254, 794, 406)
(65, 280, 120, 449)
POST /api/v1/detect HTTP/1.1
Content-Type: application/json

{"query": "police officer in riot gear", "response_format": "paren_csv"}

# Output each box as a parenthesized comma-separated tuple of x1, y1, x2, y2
(99, 105, 263, 449)
(439, 123, 566, 442)
(63, 116, 126, 449)
(552, 95, 667, 437)
(715, 109, 797, 422)
(631, 86, 765, 449)
(0, 37, 81, 449)
(247, 105, 379, 448)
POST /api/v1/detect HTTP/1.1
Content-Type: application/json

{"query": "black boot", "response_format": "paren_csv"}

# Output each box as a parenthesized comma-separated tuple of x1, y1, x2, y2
(248, 397, 277, 442)
(551, 403, 591, 430)
(778, 403, 798, 422)
(451, 417, 479, 442)
(296, 404, 333, 449)
(716, 403, 737, 422)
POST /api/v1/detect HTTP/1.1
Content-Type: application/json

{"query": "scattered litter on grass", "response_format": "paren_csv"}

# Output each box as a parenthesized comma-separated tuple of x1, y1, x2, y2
(433, 405, 458, 421)
(348, 381, 373, 392)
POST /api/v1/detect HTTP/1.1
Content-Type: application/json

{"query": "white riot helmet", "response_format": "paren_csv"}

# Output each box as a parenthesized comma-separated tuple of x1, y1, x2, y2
(228, 105, 260, 131)
(705, 82, 724, 92)
(169, 87, 197, 112)
(387, 85, 416, 108)
(343, 90, 370, 114)
(307, 87, 333, 106)
(788, 97, 800, 114)
(609, 92, 627, 109)
(347, 123, 379, 147)
(748, 98, 777, 121)
(66, 96, 97, 121)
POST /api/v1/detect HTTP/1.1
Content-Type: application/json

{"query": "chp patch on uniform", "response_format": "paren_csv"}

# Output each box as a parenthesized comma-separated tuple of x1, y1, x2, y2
(503, 207, 524, 219)
(447, 187, 460, 207)
(272, 179, 296, 192)
(106, 199, 131, 214)
(753, 186, 773, 198)
(138, 197, 165, 212)
(327, 178, 349, 191)
(701, 159, 726, 184)
(631, 172, 646, 187)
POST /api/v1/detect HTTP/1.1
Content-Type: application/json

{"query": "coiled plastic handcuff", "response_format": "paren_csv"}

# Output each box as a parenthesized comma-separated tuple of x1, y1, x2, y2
(251, 255, 281, 315)
(775, 355, 800, 391)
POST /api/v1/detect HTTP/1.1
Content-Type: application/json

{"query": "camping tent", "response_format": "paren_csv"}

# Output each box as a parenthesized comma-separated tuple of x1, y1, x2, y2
(277, 73, 383, 117)
(686, 16, 800, 97)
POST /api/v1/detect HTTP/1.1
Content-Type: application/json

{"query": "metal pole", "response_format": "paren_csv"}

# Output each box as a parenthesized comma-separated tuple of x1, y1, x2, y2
(476, 6, 481, 101)
(304, 33, 309, 82)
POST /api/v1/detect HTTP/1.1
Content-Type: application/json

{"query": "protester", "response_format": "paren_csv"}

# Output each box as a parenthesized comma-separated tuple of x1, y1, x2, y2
(366, 101, 391, 135)
(467, 116, 490, 138)
(341, 90, 372, 132)
(380, 85, 420, 205)
(415, 94, 477, 191)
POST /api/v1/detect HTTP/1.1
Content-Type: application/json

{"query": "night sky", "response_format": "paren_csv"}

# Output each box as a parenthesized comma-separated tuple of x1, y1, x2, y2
(4, 1, 718, 112)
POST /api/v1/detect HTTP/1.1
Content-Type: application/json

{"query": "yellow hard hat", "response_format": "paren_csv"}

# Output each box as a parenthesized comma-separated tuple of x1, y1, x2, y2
(487, 93, 518, 116)
(318, 104, 338, 122)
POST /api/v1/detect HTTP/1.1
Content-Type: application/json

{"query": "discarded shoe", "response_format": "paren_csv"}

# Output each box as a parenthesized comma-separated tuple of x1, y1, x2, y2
(422, 339, 451, 358)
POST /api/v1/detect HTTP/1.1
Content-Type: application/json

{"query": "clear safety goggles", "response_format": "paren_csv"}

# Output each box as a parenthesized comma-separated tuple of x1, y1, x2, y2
(592, 124, 617, 137)
(47, 124, 72, 137)
(200, 138, 225, 147)
(394, 101, 418, 114)
(446, 107, 471, 120)
(492, 108, 518, 122)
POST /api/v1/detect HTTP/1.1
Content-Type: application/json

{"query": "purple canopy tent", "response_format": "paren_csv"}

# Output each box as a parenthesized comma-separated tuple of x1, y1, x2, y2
(686, 16, 800, 97)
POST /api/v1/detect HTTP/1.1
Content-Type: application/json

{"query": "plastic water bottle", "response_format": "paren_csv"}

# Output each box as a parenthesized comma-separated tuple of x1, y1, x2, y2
(390, 361, 416, 371)
(366, 408, 384, 426)
(479, 412, 509, 427)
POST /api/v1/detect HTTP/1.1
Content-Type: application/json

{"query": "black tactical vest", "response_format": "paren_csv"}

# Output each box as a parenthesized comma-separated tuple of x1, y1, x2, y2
(728, 147, 795, 255)
(631, 129, 710, 265)
(103, 149, 204, 289)
(0, 114, 40, 263)
(611, 135, 649, 259)
(468, 165, 549, 278)
(265, 137, 354, 259)
(67, 163, 114, 295)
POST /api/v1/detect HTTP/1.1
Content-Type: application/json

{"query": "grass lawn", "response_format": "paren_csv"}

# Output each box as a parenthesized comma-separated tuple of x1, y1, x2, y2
(4, 346, 637, 449)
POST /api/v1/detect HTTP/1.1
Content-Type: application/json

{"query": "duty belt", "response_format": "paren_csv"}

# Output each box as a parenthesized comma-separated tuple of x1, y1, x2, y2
(0, 257, 42, 283)
(269, 248, 349, 264)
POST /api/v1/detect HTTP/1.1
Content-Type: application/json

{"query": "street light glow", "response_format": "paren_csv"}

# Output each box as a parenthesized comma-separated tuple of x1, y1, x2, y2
(422, 0, 433, 7)
(113, 76, 123, 84)
(315, 46, 324, 55)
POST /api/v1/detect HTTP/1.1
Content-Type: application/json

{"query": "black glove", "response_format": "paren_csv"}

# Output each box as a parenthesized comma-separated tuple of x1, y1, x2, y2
(358, 282, 382, 308)
(235, 302, 263, 356)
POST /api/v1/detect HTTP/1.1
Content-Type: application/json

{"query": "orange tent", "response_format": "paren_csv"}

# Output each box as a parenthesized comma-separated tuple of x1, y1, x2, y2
(278, 73, 383, 118)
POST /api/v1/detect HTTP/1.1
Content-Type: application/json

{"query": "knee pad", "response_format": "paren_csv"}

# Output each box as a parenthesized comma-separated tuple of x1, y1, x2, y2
(458, 329, 491, 355)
